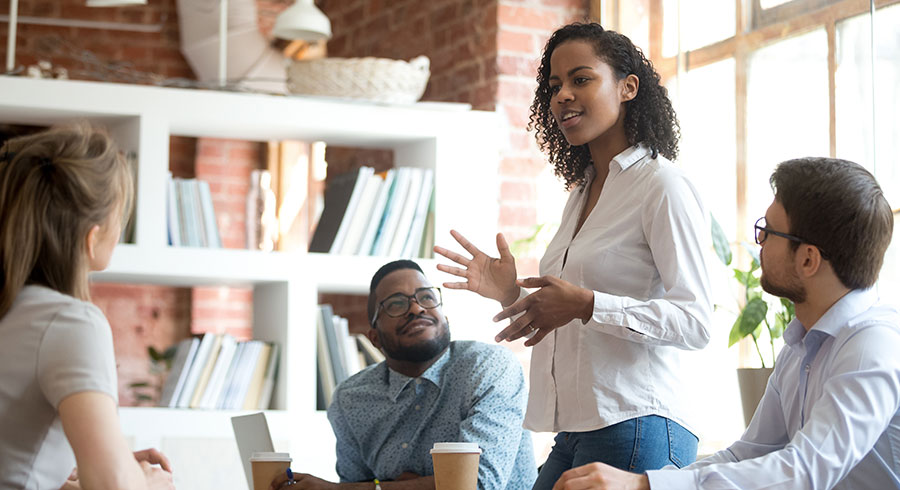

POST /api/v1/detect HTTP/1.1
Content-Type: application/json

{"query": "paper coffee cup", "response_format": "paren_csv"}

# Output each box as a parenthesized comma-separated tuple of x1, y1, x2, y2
(250, 452, 291, 490)
(430, 442, 481, 490)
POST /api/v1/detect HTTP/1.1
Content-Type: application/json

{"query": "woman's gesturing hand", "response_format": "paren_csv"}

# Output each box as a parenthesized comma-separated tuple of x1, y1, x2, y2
(493, 276, 594, 346)
(434, 230, 520, 306)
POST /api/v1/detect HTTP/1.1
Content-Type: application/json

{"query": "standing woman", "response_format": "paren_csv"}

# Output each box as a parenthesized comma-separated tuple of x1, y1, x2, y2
(435, 22, 712, 488)
(0, 124, 174, 490)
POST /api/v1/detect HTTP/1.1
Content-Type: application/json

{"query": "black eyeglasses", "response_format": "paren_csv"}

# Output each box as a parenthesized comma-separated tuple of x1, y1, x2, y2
(371, 287, 442, 326)
(754, 217, 829, 259)
(754, 217, 804, 245)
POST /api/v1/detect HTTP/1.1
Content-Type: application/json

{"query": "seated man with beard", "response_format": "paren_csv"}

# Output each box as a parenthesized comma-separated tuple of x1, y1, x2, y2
(275, 260, 536, 490)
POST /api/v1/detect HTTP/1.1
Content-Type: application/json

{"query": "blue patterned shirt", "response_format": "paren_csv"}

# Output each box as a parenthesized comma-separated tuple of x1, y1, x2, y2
(327, 340, 536, 490)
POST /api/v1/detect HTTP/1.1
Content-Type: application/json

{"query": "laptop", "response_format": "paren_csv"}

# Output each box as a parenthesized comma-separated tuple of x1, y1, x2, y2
(231, 412, 276, 490)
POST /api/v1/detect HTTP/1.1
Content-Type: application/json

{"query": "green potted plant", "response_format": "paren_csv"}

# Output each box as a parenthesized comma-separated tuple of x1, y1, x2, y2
(711, 216, 795, 426)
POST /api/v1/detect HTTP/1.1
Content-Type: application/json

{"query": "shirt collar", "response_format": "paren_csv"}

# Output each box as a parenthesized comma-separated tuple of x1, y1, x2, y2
(385, 346, 452, 402)
(611, 144, 650, 171)
(581, 144, 649, 184)
(783, 288, 879, 346)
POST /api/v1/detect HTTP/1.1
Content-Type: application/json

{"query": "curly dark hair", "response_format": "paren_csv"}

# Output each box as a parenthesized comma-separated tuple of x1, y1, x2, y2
(528, 22, 680, 189)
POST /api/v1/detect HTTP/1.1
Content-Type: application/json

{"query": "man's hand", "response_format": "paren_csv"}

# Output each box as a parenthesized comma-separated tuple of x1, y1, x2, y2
(552, 462, 650, 490)
(493, 276, 594, 346)
(271, 472, 338, 490)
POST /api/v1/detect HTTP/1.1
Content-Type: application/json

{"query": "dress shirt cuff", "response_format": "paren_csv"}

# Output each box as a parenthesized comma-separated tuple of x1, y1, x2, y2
(586, 290, 625, 326)
(646, 468, 696, 489)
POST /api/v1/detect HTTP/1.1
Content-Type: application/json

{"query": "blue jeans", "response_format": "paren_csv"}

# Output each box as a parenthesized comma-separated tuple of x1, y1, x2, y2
(532, 415, 698, 490)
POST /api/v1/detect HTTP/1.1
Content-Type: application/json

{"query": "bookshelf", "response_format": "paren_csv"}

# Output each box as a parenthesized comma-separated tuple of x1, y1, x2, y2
(0, 76, 503, 488)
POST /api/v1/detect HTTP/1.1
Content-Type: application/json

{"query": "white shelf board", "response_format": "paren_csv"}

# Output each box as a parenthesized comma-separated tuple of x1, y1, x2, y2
(0, 77, 499, 147)
(92, 245, 298, 286)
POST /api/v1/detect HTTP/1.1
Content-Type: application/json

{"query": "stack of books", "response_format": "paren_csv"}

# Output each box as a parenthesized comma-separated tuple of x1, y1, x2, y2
(158, 333, 279, 410)
(309, 166, 435, 258)
(166, 172, 223, 248)
(316, 304, 385, 409)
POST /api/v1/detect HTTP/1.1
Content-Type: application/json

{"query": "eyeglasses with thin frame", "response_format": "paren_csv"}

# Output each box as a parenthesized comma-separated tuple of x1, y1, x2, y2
(754, 217, 829, 259)
(370, 287, 442, 326)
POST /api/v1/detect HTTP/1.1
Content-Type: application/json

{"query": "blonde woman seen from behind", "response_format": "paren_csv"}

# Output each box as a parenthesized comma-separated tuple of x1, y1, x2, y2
(0, 124, 174, 490)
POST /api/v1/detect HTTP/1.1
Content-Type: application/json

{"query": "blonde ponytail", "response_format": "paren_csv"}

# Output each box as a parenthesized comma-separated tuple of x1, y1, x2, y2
(0, 123, 133, 316)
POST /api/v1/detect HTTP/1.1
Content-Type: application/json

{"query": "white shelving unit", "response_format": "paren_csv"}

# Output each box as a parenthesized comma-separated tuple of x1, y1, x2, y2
(0, 76, 504, 489)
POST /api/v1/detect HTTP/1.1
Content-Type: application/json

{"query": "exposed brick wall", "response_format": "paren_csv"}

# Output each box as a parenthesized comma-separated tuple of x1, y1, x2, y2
(195, 138, 264, 250)
(316, 0, 498, 111)
(495, 1, 586, 275)
(89, 284, 192, 406)
(0, 0, 192, 81)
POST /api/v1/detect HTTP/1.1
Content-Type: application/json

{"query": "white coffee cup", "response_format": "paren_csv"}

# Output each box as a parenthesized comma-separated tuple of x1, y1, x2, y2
(430, 442, 482, 490)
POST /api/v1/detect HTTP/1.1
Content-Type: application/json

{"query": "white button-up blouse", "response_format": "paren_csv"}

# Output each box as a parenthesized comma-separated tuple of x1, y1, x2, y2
(523, 144, 713, 433)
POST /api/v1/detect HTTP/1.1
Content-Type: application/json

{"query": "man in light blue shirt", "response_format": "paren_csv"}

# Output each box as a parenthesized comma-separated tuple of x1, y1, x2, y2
(551, 157, 899, 490)
(277, 259, 536, 490)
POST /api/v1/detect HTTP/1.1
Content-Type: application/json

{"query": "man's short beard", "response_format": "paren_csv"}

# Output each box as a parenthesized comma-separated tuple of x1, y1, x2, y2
(761, 274, 807, 303)
(379, 318, 451, 363)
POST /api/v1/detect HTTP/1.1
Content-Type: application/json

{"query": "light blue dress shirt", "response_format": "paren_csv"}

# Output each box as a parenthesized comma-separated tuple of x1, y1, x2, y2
(647, 288, 900, 489)
(326, 340, 537, 490)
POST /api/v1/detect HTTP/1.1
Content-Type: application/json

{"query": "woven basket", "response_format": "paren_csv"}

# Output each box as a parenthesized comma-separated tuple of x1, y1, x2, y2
(286, 55, 430, 104)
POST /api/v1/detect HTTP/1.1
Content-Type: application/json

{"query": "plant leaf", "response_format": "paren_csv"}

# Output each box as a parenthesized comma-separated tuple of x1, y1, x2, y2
(728, 313, 745, 347)
(733, 269, 750, 286)
(129, 381, 151, 388)
(148, 346, 162, 361)
(729, 297, 768, 347)
(710, 214, 732, 266)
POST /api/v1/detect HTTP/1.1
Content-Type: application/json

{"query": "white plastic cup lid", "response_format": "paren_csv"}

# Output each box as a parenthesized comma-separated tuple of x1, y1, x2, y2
(250, 452, 292, 462)
(430, 442, 482, 454)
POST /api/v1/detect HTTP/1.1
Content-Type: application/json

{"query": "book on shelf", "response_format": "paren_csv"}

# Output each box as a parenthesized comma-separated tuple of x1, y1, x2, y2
(387, 168, 425, 257)
(318, 304, 348, 385)
(329, 166, 374, 254)
(174, 332, 216, 408)
(165, 173, 182, 247)
(188, 333, 225, 408)
(338, 172, 384, 255)
(402, 169, 435, 258)
(256, 343, 280, 410)
(356, 334, 385, 366)
(242, 342, 272, 410)
(157, 335, 279, 410)
(371, 167, 413, 256)
(356, 170, 396, 256)
(316, 314, 336, 410)
(196, 335, 237, 409)
(418, 189, 436, 258)
(308, 166, 435, 258)
(158, 337, 199, 408)
(227, 341, 262, 409)
(309, 168, 363, 253)
(316, 305, 385, 409)
(166, 175, 222, 248)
